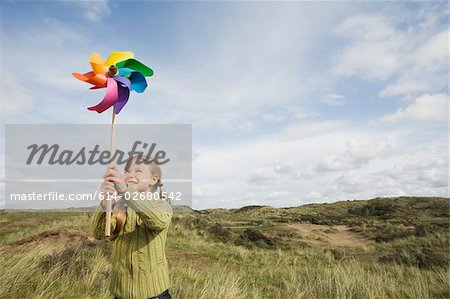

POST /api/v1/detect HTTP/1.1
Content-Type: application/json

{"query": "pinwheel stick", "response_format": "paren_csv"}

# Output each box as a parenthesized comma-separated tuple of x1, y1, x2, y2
(105, 107, 117, 238)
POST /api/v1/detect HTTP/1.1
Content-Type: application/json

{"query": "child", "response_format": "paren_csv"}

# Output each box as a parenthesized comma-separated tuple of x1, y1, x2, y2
(90, 154, 173, 299)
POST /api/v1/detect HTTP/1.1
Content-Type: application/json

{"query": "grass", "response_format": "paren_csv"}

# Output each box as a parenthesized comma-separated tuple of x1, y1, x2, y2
(0, 196, 449, 298)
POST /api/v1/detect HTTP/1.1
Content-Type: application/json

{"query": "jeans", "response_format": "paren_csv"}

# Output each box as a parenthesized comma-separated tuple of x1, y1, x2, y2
(114, 289, 172, 299)
(149, 289, 172, 299)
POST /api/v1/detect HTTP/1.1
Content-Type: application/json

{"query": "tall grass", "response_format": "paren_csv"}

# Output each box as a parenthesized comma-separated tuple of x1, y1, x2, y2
(0, 209, 448, 299)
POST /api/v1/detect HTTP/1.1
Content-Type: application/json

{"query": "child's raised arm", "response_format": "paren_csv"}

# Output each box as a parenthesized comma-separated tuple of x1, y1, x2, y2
(119, 185, 173, 231)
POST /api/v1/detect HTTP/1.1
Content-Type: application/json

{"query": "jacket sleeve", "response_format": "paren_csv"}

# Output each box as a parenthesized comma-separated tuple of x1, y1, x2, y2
(89, 203, 116, 240)
(121, 185, 173, 231)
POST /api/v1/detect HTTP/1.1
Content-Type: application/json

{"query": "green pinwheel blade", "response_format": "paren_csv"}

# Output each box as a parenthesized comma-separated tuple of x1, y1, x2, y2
(116, 58, 154, 77)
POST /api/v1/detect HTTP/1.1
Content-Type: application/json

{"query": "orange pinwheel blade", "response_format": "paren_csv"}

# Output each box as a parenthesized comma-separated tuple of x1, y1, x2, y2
(89, 52, 108, 75)
(72, 71, 107, 87)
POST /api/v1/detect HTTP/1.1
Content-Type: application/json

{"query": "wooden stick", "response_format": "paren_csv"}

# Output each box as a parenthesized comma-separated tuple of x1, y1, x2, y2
(105, 107, 117, 238)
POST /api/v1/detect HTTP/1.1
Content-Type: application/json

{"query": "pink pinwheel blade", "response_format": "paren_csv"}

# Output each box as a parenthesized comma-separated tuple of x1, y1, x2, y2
(89, 85, 106, 90)
(87, 77, 118, 113)
(113, 83, 130, 114)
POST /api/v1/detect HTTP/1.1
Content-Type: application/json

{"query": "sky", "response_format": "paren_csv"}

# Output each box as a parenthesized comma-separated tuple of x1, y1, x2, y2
(0, 1, 448, 209)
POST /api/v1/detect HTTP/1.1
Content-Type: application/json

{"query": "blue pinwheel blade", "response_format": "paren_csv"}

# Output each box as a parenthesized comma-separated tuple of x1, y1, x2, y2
(128, 72, 148, 93)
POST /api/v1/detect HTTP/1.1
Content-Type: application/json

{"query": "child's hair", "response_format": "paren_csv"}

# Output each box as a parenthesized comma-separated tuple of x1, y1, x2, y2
(109, 154, 168, 241)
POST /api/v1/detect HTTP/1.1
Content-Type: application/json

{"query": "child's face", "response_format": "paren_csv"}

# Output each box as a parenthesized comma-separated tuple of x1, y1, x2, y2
(123, 159, 158, 192)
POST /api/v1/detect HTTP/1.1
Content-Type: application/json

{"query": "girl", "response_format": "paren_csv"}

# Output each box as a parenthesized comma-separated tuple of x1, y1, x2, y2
(90, 154, 173, 299)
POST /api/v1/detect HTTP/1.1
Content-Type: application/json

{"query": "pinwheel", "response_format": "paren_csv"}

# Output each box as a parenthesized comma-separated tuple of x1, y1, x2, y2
(72, 51, 154, 114)
(72, 51, 154, 239)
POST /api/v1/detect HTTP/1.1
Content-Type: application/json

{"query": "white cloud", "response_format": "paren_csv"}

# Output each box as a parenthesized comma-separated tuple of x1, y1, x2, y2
(247, 161, 297, 185)
(331, 163, 448, 198)
(126, 4, 350, 134)
(192, 116, 448, 209)
(322, 139, 449, 198)
(27, 18, 85, 47)
(65, 0, 111, 22)
(417, 168, 448, 188)
(0, 17, 106, 123)
(34, 66, 82, 92)
(324, 94, 347, 106)
(333, 14, 397, 42)
(193, 120, 416, 208)
(409, 29, 448, 76)
(279, 120, 346, 140)
(192, 120, 354, 208)
(380, 93, 448, 123)
(332, 11, 448, 98)
(332, 14, 404, 81)
(0, 73, 34, 117)
(380, 29, 448, 98)
(314, 137, 393, 172)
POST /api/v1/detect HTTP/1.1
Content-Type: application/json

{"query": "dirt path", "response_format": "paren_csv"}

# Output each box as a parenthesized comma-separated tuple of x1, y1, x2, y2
(1, 229, 93, 253)
(284, 223, 374, 248)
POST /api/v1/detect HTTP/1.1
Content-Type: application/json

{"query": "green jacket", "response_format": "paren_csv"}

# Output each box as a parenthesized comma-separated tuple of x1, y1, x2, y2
(90, 186, 173, 299)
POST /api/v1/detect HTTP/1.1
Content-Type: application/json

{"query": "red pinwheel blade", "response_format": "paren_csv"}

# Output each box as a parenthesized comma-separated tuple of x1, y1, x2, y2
(72, 71, 107, 87)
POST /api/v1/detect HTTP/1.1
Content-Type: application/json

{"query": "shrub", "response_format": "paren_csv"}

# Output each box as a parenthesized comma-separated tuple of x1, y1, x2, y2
(416, 247, 448, 269)
(325, 248, 349, 260)
(378, 246, 448, 269)
(208, 223, 232, 243)
(235, 228, 274, 249)
(414, 224, 428, 237)
(177, 215, 209, 229)
(375, 230, 415, 242)
(348, 201, 396, 219)
(40, 246, 88, 275)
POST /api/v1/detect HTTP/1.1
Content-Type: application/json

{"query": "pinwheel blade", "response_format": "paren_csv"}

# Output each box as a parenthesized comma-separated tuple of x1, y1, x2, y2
(89, 52, 108, 75)
(128, 72, 148, 93)
(118, 68, 135, 77)
(115, 58, 154, 77)
(113, 76, 131, 89)
(89, 85, 107, 90)
(72, 71, 107, 87)
(104, 52, 134, 67)
(87, 77, 118, 113)
(114, 83, 131, 114)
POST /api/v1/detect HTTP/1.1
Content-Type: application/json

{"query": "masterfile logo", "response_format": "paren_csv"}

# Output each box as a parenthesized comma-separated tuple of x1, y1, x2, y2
(5, 124, 192, 211)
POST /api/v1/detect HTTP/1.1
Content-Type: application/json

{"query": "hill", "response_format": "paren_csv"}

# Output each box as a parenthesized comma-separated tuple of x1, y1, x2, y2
(0, 196, 448, 298)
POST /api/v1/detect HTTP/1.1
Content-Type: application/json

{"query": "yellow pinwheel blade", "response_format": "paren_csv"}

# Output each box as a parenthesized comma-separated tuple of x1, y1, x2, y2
(89, 52, 108, 75)
(104, 51, 135, 67)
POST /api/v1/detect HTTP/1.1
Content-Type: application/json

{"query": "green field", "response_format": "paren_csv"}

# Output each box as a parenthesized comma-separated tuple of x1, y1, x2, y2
(1, 196, 449, 298)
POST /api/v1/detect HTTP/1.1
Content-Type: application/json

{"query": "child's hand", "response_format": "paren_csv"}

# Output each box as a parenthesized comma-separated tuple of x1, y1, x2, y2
(100, 181, 116, 209)
(103, 164, 128, 194)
